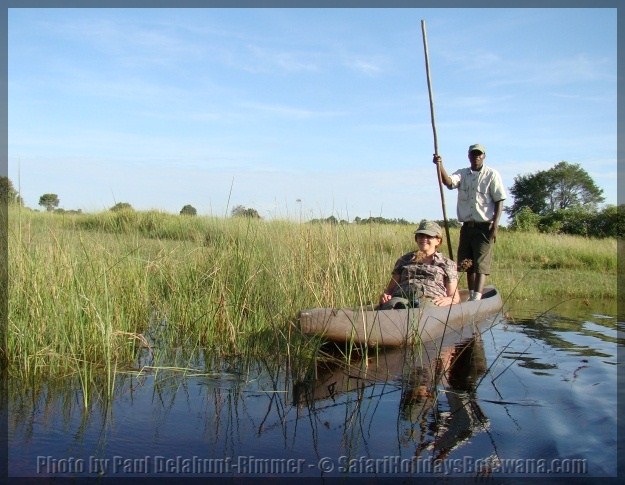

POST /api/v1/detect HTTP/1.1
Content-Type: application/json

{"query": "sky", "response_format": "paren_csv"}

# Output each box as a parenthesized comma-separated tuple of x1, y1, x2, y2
(6, 7, 618, 224)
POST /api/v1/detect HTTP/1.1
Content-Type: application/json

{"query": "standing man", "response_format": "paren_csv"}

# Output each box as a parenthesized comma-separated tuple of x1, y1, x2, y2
(433, 144, 506, 301)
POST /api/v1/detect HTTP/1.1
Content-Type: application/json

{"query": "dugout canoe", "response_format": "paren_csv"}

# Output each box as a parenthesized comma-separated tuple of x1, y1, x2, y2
(298, 287, 502, 347)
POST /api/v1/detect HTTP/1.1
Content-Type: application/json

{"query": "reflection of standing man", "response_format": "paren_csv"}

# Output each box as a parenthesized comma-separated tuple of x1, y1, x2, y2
(433, 144, 506, 301)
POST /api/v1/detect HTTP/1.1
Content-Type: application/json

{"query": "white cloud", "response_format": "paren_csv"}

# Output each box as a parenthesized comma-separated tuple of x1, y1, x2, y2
(245, 44, 321, 73)
(345, 57, 384, 76)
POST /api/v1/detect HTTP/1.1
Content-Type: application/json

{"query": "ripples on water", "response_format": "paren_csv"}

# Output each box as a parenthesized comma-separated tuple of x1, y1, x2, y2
(8, 298, 622, 478)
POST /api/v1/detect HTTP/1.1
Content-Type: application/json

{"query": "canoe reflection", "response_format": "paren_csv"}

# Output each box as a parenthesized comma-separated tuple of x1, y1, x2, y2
(294, 334, 488, 459)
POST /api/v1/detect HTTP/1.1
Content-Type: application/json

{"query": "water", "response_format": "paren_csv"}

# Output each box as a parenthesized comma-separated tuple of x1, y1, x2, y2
(7, 298, 622, 479)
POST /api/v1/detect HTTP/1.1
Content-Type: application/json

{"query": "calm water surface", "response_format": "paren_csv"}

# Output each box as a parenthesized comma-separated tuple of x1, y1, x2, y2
(8, 298, 622, 479)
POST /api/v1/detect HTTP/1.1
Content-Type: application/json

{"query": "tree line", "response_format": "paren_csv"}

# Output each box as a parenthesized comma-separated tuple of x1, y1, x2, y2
(505, 161, 623, 238)
(1, 160, 622, 238)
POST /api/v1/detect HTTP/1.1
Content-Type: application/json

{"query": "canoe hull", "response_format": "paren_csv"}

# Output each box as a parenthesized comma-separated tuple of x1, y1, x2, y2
(298, 287, 502, 347)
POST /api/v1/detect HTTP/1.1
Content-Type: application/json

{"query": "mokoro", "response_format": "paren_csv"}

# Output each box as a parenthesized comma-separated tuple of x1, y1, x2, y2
(298, 287, 503, 347)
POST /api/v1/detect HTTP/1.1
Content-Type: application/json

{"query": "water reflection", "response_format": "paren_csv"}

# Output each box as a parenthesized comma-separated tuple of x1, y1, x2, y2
(502, 298, 623, 374)
(294, 335, 490, 462)
(8, 299, 620, 477)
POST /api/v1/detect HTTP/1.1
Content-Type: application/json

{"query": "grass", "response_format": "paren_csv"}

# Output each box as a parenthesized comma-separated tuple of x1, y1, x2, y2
(6, 207, 618, 391)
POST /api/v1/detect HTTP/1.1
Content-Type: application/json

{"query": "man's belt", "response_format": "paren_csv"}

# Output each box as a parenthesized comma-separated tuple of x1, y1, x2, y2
(463, 221, 491, 228)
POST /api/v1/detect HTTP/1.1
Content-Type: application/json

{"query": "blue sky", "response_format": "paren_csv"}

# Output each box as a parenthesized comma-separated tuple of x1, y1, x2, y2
(7, 7, 618, 223)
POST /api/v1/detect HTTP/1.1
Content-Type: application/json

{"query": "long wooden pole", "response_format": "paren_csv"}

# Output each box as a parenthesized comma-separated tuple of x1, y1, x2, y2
(421, 19, 453, 260)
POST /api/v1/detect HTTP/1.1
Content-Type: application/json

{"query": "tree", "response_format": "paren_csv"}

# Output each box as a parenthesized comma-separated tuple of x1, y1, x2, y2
(506, 162, 604, 219)
(110, 202, 133, 212)
(0, 176, 23, 205)
(38, 193, 60, 212)
(231, 205, 261, 219)
(547, 162, 604, 211)
(180, 204, 197, 216)
(588, 204, 625, 238)
(506, 171, 551, 218)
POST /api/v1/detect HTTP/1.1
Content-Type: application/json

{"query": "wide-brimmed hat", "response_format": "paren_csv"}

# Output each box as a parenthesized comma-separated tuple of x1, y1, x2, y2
(414, 220, 442, 237)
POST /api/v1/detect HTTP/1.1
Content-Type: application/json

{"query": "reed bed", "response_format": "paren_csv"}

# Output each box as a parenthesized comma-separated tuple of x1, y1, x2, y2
(7, 208, 617, 386)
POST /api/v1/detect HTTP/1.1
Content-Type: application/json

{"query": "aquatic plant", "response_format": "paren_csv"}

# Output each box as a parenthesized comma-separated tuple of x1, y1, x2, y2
(6, 207, 617, 400)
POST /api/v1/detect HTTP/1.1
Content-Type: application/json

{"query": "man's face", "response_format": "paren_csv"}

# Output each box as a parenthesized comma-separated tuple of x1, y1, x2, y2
(468, 150, 485, 171)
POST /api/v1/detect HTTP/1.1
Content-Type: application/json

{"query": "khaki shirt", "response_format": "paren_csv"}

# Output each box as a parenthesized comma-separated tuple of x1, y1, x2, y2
(449, 165, 507, 222)
(391, 251, 458, 299)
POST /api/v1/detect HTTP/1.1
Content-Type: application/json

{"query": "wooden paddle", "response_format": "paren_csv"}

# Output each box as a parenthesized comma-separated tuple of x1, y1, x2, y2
(421, 19, 453, 260)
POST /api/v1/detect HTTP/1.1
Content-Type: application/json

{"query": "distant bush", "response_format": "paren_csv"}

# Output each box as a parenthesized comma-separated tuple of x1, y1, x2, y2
(353, 216, 412, 225)
(231, 205, 261, 219)
(180, 204, 197, 216)
(54, 208, 83, 215)
(509, 207, 540, 232)
(511, 204, 624, 238)
(110, 202, 133, 212)
(589, 205, 625, 238)
(309, 215, 347, 225)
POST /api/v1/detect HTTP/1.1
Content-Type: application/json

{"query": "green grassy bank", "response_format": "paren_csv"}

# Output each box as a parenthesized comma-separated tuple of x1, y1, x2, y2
(6, 208, 617, 382)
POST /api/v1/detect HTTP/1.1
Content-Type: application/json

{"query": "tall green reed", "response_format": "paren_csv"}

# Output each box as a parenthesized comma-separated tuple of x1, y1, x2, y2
(8, 208, 617, 389)
(9, 211, 153, 388)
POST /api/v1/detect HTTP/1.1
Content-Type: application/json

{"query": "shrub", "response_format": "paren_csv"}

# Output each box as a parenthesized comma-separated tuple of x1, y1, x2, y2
(110, 202, 133, 212)
(180, 205, 197, 216)
(509, 206, 540, 232)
